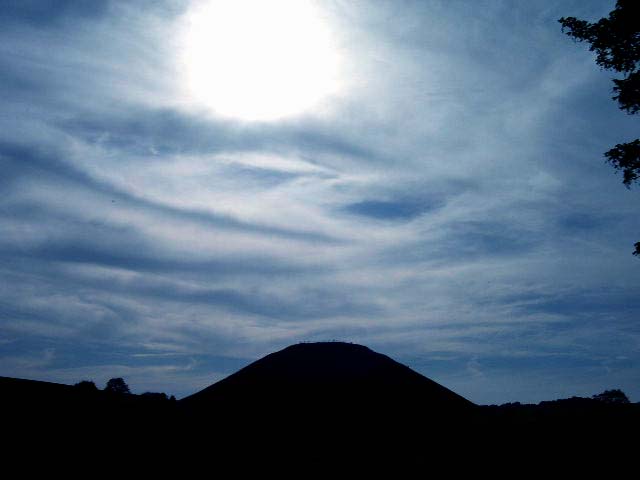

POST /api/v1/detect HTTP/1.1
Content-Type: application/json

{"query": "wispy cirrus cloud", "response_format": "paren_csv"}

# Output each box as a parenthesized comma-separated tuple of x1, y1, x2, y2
(0, 0, 638, 404)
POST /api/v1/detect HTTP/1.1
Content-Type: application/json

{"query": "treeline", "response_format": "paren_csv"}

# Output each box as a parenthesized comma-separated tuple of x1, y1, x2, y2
(477, 388, 639, 437)
(73, 377, 176, 402)
(486, 388, 632, 408)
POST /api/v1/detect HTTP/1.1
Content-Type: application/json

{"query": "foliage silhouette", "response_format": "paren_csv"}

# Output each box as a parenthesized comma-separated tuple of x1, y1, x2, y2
(104, 377, 130, 394)
(559, 0, 640, 256)
(592, 388, 630, 404)
(74, 380, 98, 392)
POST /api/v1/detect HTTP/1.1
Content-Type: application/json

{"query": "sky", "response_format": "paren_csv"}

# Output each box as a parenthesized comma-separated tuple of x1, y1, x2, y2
(0, 0, 638, 405)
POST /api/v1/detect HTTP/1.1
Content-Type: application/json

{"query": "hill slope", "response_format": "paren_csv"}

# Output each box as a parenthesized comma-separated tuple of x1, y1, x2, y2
(181, 342, 474, 419)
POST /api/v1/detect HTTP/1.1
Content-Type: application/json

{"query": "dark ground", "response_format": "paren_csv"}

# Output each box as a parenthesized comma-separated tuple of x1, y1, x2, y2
(2, 343, 638, 474)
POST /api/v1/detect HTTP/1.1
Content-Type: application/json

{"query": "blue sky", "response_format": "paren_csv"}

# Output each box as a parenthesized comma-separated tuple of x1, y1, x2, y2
(0, 0, 638, 404)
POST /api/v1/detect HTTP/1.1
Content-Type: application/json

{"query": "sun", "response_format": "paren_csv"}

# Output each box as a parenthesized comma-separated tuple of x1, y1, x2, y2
(179, 0, 342, 122)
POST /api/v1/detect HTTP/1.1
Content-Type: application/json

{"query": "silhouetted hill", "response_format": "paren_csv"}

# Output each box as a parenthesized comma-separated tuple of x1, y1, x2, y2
(1, 375, 78, 400)
(181, 342, 474, 416)
(2, 344, 639, 472)
(177, 342, 477, 468)
(0, 375, 175, 443)
(1, 375, 114, 413)
(0, 375, 169, 407)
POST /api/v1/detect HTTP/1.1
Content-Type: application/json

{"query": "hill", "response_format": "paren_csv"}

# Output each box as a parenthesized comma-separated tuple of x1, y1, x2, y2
(2, 343, 638, 472)
(177, 342, 477, 467)
(181, 342, 474, 414)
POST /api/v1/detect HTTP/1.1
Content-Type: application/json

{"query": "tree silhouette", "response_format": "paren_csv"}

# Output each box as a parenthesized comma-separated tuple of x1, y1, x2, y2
(74, 380, 98, 392)
(559, 0, 640, 256)
(104, 377, 131, 394)
(592, 389, 630, 404)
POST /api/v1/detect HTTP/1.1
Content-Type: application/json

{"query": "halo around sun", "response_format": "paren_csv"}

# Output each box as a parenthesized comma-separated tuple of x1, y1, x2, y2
(179, 0, 342, 122)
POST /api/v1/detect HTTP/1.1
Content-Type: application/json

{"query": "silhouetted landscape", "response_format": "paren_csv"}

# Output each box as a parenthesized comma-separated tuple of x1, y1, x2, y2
(3, 1, 640, 474)
(3, 342, 638, 471)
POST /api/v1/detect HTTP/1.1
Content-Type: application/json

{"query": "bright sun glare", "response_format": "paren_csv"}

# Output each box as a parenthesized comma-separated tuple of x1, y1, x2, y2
(181, 0, 342, 121)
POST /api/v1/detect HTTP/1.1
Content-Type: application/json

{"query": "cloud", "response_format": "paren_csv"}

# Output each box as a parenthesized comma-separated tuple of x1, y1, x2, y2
(343, 199, 438, 221)
(0, 0, 112, 28)
(0, 0, 639, 405)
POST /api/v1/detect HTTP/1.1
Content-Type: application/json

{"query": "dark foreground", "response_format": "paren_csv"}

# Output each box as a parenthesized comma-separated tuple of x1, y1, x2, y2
(2, 343, 638, 473)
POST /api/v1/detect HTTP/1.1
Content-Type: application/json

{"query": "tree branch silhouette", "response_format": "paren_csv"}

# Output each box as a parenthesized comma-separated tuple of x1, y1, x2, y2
(559, 0, 640, 256)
